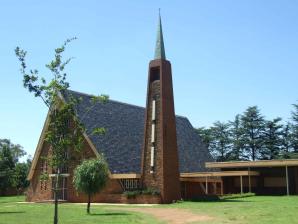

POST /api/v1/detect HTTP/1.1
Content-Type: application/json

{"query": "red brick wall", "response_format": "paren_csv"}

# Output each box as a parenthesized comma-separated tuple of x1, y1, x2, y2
(27, 137, 162, 203)
(26, 138, 126, 202)
(141, 59, 181, 203)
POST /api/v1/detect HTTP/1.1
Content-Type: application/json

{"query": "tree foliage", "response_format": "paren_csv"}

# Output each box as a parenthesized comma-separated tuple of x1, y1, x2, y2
(73, 158, 109, 214)
(261, 118, 283, 160)
(229, 114, 245, 160)
(15, 39, 108, 224)
(0, 139, 30, 194)
(197, 104, 298, 161)
(291, 104, 298, 152)
(196, 127, 213, 150)
(0, 145, 15, 193)
(13, 160, 31, 193)
(209, 121, 231, 161)
(241, 106, 265, 161)
(0, 139, 26, 164)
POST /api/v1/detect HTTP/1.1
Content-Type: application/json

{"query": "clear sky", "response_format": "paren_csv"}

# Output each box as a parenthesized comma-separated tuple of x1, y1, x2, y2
(0, 0, 297, 158)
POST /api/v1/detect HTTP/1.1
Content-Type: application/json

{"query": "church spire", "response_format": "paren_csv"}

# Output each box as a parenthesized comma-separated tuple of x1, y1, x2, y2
(154, 10, 166, 60)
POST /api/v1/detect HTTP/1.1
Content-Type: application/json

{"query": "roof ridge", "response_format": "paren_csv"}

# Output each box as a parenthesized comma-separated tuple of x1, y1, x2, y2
(66, 89, 188, 119)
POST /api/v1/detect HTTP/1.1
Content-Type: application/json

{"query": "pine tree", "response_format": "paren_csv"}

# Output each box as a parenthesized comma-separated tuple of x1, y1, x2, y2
(261, 118, 283, 160)
(229, 114, 245, 160)
(280, 122, 293, 158)
(291, 104, 298, 152)
(241, 106, 265, 161)
(209, 121, 231, 161)
(196, 127, 213, 151)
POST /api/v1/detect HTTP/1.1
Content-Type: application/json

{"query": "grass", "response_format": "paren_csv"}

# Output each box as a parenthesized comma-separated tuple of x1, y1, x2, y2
(0, 196, 161, 224)
(0, 195, 298, 224)
(168, 195, 298, 224)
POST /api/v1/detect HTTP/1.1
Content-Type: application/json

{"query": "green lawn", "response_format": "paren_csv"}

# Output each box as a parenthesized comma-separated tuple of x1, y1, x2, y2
(0, 196, 161, 224)
(0, 195, 298, 224)
(168, 196, 298, 224)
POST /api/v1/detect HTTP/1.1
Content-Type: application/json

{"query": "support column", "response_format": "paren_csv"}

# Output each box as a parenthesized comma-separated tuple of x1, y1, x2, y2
(213, 182, 217, 195)
(248, 167, 251, 193)
(205, 177, 208, 195)
(221, 180, 223, 195)
(240, 176, 243, 195)
(286, 166, 289, 196)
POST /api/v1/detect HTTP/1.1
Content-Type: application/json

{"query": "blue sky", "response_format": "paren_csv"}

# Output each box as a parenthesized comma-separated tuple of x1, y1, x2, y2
(0, 0, 297, 158)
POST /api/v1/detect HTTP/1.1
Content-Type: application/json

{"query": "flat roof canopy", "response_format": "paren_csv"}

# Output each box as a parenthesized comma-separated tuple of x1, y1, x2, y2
(110, 174, 141, 179)
(206, 159, 298, 169)
(109, 171, 260, 179)
(181, 171, 259, 177)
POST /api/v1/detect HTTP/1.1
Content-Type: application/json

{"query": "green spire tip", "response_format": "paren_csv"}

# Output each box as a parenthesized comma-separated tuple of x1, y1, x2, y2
(154, 10, 166, 60)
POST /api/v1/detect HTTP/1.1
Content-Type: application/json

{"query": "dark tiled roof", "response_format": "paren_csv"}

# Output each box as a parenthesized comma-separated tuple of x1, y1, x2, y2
(64, 90, 213, 174)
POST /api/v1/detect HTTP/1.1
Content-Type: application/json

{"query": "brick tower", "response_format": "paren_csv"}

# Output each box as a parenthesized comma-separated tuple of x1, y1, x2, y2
(141, 13, 181, 203)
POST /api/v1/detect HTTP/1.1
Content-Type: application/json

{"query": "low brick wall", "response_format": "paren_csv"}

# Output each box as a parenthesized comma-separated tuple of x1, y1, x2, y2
(120, 194, 161, 204)
(68, 193, 161, 204)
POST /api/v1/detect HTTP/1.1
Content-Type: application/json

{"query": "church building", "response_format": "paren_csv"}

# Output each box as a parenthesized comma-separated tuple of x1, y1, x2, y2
(27, 15, 298, 203)
(26, 15, 214, 203)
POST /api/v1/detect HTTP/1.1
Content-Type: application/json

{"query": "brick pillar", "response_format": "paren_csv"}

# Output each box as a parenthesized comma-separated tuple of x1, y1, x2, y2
(141, 59, 181, 203)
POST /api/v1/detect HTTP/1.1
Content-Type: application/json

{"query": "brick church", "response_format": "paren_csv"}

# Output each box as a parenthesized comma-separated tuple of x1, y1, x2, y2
(26, 15, 214, 204)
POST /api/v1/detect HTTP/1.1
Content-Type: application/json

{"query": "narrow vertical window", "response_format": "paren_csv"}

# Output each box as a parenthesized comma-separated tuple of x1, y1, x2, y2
(150, 147, 155, 167)
(151, 124, 155, 143)
(152, 100, 156, 121)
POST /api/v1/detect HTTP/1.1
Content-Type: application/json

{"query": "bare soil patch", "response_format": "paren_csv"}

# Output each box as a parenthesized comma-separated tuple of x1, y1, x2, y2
(116, 207, 213, 224)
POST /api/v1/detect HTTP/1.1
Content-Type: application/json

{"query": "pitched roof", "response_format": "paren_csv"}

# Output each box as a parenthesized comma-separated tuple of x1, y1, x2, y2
(64, 90, 213, 174)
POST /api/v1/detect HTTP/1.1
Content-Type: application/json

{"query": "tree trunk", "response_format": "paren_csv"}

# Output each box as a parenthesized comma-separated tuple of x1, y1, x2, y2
(87, 194, 91, 214)
(54, 173, 59, 224)
(252, 145, 255, 161)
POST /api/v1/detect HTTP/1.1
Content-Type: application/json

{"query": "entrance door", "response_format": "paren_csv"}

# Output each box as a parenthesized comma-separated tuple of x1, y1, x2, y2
(52, 177, 68, 201)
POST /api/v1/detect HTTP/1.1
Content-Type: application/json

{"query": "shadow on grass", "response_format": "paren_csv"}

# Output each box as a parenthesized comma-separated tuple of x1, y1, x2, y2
(90, 212, 131, 216)
(183, 199, 253, 203)
(180, 193, 255, 203)
(0, 211, 25, 214)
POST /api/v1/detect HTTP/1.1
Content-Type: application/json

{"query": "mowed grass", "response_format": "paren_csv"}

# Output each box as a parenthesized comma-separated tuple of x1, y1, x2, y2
(167, 195, 298, 224)
(0, 196, 161, 224)
(0, 195, 298, 224)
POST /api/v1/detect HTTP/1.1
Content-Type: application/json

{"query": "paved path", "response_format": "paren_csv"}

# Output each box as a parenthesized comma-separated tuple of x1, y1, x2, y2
(116, 207, 213, 224)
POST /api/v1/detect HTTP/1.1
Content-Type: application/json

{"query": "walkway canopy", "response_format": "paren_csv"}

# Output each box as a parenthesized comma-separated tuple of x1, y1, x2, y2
(180, 171, 259, 195)
(205, 159, 298, 195)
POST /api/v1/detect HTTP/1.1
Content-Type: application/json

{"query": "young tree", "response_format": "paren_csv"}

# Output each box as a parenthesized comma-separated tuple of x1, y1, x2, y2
(209, 121, 231, 161)
(229, 114, 245, 160)
(73, 158, 108, 214)
(15, 39, 107, 224)
(16, 39, 82, 224)
(261, 118, 283, 160)
(241, 106, 265, 161)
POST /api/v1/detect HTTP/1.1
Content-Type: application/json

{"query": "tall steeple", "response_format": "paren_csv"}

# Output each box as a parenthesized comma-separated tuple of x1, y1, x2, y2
(141, 12, 181, 203)
(154, 11, 166, 60)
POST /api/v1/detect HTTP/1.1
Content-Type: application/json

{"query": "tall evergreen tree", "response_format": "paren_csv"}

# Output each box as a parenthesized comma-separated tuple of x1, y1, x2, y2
(241, 106, 265, 161)
(261, 117, 283, 160)
(196, 127, 213, 151)
(280, 122, 293, 158)
(291, 103, 298, 152)
(209, 121, 231, 161)
(229, 114, 245, 160)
